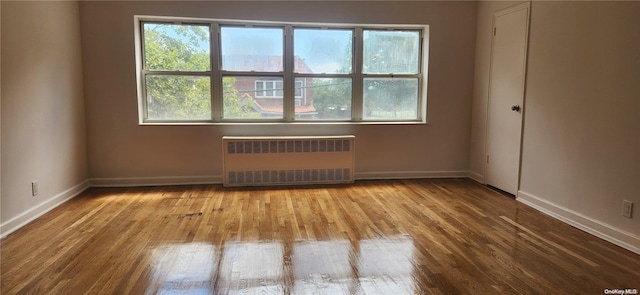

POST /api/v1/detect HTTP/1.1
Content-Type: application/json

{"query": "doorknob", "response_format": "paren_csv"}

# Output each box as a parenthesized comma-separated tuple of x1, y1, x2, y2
(511, 105, 520, 112)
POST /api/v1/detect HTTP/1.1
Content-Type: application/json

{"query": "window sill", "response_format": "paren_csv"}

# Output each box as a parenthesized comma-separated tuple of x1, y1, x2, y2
(138, 120, 428, 126)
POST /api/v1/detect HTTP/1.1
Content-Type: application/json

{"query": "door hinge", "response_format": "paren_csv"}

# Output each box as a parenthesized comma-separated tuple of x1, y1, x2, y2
(493, 28, 496, 36)
(486, 155, 490, 164)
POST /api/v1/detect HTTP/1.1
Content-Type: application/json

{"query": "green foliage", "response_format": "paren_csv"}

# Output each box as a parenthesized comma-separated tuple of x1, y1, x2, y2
(144, 24, 210, 72)
(363, 78, 418, 119)
(311, 78, 352, 119)
(145, 75, 211, 120)
(222, 77, 261, 119)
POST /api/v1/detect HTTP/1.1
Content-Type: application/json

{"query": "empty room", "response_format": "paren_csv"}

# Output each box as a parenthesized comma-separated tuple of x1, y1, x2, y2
(1, 1, 638, 294)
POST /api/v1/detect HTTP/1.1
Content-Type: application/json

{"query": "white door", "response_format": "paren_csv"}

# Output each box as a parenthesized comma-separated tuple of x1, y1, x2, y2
(485, 3, 530, 195)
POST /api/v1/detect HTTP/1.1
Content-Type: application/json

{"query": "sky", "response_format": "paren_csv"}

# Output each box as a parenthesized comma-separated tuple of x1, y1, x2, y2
(220, 26, 352, 74)
(146, 23, 352, 74)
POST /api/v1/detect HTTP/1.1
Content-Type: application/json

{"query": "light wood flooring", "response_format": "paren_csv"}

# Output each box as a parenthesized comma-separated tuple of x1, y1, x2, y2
(2, 179, 639, 294)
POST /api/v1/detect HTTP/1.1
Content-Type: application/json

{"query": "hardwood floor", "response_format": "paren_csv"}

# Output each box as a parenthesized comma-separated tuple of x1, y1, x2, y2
(2, 179, 639, 294)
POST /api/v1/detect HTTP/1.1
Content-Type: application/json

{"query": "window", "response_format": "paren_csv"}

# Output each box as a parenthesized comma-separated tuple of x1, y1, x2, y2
(255, 81, 283, 98)
(293, 28, 353, 120)
(136, 17, 428, 123)
(141, 23, 211, 121)
(294, 81, 304, 98)
(254, 80, 303, 98)
(362, 30, 421, 120)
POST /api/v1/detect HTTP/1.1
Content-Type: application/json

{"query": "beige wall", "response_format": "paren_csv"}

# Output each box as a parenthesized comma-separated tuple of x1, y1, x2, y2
(471, 1, 639, 249)
(1, 1, 88, 231)
(79, 1, 477, 182)
(520, 1, 639, 242)
(1, 1, 3, 228)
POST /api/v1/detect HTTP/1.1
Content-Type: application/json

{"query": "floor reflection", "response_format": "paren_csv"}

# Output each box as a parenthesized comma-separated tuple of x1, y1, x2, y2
(358, 237, 416, 294)
(149, 237, 415, 294)
(150, 243, 216, 295)
(293, 240, 353, 294)
(218, 242, 284, 294)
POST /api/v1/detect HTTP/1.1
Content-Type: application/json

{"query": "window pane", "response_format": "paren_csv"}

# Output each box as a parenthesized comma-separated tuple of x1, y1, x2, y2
(145, 75, 211, 120)
(224, 76, 283, 119)
(256, 81, 264, 96)
(296, 78, 352, 120)
(294, 29, 353, 74)
(265, 81, 275, 97)
(363, 78, 418, 120)
(221, 27, 284, 72)
(363, 30, 420, 74)
(143, 23, 210, 71)
(294, 81, 303, 98)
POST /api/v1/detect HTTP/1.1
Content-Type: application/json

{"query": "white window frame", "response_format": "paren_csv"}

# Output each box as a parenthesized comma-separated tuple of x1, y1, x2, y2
(294, 80, 304, 99)
(254, 80, 303, 99)
(134, 15, 429, 124)
(255, 81, 282, 98)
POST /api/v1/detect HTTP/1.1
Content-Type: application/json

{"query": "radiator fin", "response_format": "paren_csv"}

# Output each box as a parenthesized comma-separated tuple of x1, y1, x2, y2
(227, 139, 351, 155)
(227, 168, 352, 186)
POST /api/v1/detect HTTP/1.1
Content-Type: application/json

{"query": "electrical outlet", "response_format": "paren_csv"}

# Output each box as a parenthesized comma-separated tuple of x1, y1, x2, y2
(622, 200, 633, 219)
(32, 181, 38, 196)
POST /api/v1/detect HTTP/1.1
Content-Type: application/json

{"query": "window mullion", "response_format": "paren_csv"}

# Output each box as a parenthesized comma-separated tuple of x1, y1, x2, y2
(352, 27, 364, 121)
(283, 25, 295, 121)
(141, 72, 150, 121)
(137, 20, 147, 124)
(211, 22, 223, 121)
(419, 30, 428, 122)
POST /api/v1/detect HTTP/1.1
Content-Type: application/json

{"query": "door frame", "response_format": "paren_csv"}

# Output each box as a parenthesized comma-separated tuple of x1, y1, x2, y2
(484, 2, 531, 195)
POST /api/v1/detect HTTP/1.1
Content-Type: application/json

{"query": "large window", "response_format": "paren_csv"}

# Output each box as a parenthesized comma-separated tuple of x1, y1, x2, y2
(136, 17, 428, 123)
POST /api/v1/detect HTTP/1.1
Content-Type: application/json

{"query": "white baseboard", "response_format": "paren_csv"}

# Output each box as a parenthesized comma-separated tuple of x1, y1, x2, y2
(90, 175, 222, 187)
(355, 170, 468, 180)
(91, 172, 466, 187)
(517, 190, 640, 255)
(1, 180, 91, 239)
(468, 171, 485, 184)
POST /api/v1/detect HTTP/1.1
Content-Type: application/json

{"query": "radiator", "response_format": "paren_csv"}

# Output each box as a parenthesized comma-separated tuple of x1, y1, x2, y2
(222, 136, 355, 187)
